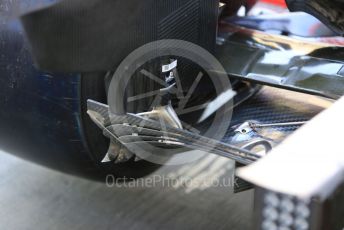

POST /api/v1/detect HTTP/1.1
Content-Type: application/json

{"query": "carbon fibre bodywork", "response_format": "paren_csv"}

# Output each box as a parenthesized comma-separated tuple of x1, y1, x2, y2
(20, 0, 219, 72)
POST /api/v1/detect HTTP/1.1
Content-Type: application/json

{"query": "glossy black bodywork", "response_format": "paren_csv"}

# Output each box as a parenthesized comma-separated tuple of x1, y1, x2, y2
(216, 23, 344, 99)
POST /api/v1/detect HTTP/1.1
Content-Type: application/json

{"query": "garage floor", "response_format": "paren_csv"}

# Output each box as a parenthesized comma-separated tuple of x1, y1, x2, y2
(0, 151, 253, 230)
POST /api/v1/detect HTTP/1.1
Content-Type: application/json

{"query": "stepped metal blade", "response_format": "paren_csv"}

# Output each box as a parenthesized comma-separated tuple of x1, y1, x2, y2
(101, 154, 112, 163)
(118, 135, 178, 144)
(138, 104, 183, 129)
(108, 124, 162, 137)
(87, 100, 111, 125)
(87, 99, 260, 165)
(107, 124, 181, 139)
(101, 143, 120, 163)
(124, 141, 188, 157)
(112, 124, 258, 164)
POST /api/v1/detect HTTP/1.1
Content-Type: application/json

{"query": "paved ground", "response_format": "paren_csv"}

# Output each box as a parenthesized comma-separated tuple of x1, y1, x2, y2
(0, 151, 253, 230)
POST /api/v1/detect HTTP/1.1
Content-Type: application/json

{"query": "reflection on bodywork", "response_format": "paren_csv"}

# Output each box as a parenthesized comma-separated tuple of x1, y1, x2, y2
(216, 24, 344, 99)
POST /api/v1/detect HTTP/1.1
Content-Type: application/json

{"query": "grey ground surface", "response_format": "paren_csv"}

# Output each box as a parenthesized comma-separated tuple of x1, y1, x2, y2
(0, 151, 253, 230)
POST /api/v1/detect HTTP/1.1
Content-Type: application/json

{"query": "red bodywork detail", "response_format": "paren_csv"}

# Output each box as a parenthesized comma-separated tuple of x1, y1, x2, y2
(259, 0, 287, 8)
